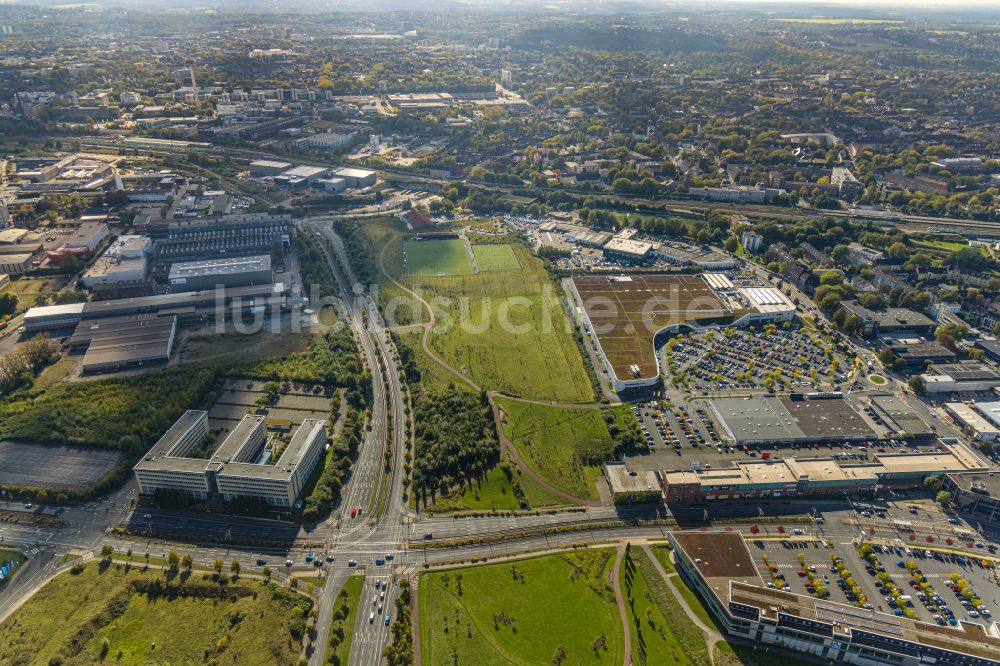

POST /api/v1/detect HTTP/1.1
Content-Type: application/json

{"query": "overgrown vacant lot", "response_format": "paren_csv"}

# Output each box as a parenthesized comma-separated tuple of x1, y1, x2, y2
(497, 399, 613, 500)
(0, 562, 312, 666)
(419, 549, 624, 665)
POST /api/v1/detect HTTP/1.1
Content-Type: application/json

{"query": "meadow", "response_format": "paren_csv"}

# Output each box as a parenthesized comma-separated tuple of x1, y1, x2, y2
(418, 549, 624, 665)
(0, 561, 312, 666)
(420, 245, 594, 402)
(496, 399, 613, 500)
(429, 462, 571, 512)
(622, 547, 704, 666)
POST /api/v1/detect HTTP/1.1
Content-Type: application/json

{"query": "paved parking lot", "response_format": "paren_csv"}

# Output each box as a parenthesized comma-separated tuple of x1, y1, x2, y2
(747, 536, 1000, 630)
(843, 541, 1000, 627)
(663, 322, 857, 394)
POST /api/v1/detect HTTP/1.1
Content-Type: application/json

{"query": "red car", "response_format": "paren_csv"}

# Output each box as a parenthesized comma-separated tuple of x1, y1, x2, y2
(351, 507, 357, 518)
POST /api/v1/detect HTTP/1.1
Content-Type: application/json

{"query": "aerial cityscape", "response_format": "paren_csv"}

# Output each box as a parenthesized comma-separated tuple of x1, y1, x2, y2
(1, 1, 1000, 664)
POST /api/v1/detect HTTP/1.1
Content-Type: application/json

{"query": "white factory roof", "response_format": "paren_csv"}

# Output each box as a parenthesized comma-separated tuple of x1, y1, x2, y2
(703, 273, 734, 290)
(332, 166, 375, 179)
(168, 255, 271, 279)
(604, 237, 653, 257)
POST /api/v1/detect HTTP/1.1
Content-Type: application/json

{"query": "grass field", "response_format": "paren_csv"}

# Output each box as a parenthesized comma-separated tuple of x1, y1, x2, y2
(649, 544, 675, 574)
(429, 462, 571, 512)
(497, 400, 612, 500)
(405, 238, 474, 276)
(328, 575, 364, 665)
(913, 239, 968, 253)
(0, 562, 311, 665)
(473, 244, 520, 272)
(363, 222, 593, 403)
(422, 245, 594, 402)
(0, 276, 68, 309)
(418, 549, 624, 665)
(622, 549, 700, 666)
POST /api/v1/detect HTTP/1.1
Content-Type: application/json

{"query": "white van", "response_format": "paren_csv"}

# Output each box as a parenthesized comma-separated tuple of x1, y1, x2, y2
(369, 612, 375, 623)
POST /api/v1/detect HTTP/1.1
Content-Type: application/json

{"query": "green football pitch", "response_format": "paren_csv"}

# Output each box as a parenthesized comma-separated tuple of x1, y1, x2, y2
(404, 239, 474, 276)
(473, 244, 520, 271)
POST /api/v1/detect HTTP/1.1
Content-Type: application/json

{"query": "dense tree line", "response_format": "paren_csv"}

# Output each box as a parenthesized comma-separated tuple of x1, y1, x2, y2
(333, 220, 377, 286)
(230, 328, 370, 405)
(0, 365, 224, 451)
(411, 386, 498, 507)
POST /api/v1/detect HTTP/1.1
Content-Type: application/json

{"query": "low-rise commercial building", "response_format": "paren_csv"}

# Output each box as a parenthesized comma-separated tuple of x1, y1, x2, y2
(944, 472, 1000, 523)
(709, 395, 875, 446)
(604, 462, 660, 504)
(134, 411, 327, 508)
(62, 222, 110, 253)
(249, 160, 292, 177)
(838, 301, 935, 338)
(70, 313, 177, 374)
(660, 442, 988, 503)
(945, 402, 1000, 442)
(294, 132, 354, 150)
(24, 283, 287, 331)
(921, 362, 1000, 394)
(0, 254, 34, 275)
(602, 237, 652, 263)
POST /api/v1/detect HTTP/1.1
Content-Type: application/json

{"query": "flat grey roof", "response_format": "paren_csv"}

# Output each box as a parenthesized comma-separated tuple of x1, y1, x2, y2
(868, 394, 933, 436)
(839, 301, 935, 328)
(168, 254, 271, 279)
(76, 314, 176, 372)
(948, 471, 1000, 495)
(712, 396, 805, 442)
(208, 415, 266, 464)
(930, 362, 1000, 381)
(712, 395, 874, 442)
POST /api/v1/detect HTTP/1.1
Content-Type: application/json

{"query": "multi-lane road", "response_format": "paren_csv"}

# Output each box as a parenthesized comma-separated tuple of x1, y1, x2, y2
(1, 214, 998, 663)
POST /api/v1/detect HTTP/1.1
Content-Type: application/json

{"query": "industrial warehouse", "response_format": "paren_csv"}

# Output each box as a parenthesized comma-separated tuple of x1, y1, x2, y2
(669, 531, 1000, 666)
(570, 273, 795, 392)
(134, 411, 327, 508)
(23, 283, 288, 373)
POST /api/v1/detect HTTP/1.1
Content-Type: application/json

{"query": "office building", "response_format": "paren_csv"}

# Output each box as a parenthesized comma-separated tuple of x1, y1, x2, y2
(741, 230, 763, 254)
(831, 167, 863, 199)
(134, 411, 327, 507)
